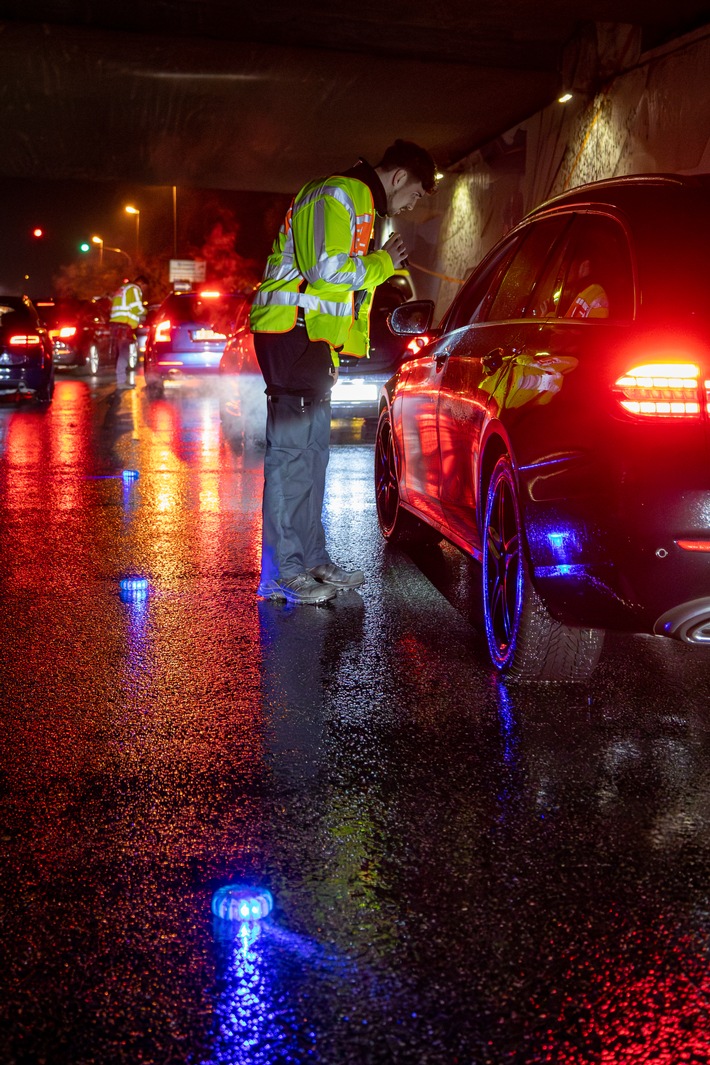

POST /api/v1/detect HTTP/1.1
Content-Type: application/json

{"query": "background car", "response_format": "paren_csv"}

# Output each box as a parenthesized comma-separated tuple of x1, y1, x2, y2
(330, 273, 414, 422)
(36, 297, 112, 374)
(0, 294, 54, 403)
(144, 289, 247, 397)
(218, 297, 266, 447)
(135, 303, 161, 364)
(378, 173, 710, 683)
(218, 275, 415, 444)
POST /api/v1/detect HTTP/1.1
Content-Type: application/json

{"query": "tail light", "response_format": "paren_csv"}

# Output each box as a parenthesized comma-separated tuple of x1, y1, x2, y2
(9, 334, 41, 346)
(614, 362, 702, 417)
(154, 319, 172, 343)
(49, 326, 77, 340)
(677, 540, 710, 552)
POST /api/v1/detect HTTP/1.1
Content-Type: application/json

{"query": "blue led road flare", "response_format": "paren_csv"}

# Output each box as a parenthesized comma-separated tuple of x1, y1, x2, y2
(122, 469, 140, 482)
(119, 576, 150, 596)
(211, 886, 273, 923)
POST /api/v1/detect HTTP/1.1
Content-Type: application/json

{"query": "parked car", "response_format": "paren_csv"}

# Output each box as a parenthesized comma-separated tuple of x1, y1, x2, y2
(144, 290, 247, 397)
(0, 295, 54, 404)
(36, 297, 112, 373)
(377, 173, 710, 683)
(218, 275, 414, 442)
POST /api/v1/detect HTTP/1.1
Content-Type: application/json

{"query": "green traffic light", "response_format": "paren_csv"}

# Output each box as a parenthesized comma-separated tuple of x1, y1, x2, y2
(79, 242, 90, 253)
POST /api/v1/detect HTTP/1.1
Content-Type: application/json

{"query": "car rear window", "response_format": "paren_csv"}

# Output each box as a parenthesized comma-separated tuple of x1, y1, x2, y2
(167, 295, 244, 327)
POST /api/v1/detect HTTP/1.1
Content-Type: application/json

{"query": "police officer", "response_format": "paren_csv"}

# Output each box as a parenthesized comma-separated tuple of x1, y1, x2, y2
(251, 140, 438, 605)
(110, 274, 147, 384)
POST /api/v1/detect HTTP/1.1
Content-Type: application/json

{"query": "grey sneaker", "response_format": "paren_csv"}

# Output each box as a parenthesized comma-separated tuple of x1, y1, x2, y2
(309, 562, 365, 589)
(275, 573, 337, 604)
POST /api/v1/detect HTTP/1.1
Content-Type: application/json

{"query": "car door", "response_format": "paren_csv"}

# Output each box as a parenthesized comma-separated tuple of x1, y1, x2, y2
(393, 234, 520, 528)
(393, 333, 448, 525)
(437, 215, 572, 552)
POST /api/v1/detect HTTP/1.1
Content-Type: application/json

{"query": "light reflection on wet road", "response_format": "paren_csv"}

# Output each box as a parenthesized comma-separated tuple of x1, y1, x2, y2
(2, 374, 710, 1064)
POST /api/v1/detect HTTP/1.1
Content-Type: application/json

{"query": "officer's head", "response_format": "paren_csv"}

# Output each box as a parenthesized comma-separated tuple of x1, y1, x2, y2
(375, 140, 438, 216)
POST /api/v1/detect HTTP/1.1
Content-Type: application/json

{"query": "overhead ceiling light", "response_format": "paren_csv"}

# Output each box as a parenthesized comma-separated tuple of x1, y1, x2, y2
(558, 92, 573, 104)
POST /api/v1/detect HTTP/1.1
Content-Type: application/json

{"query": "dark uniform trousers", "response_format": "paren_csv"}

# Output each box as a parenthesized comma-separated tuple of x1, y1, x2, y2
(261, 394, 332, 583)
(254, 322, 335, 585)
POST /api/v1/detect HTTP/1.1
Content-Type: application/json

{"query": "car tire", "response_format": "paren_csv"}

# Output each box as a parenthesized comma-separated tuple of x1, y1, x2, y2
(482, 453, 603, 682)
(87, 343, 101, 375)
(375, 407, 442, 547)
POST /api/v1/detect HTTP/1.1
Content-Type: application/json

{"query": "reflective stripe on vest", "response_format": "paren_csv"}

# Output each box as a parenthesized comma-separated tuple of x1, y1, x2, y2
(251, 289, 352, 317)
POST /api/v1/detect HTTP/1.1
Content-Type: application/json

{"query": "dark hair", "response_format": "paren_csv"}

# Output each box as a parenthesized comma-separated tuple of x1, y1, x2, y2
(134, 274, 148, 286)
(376, 139, 438, 193)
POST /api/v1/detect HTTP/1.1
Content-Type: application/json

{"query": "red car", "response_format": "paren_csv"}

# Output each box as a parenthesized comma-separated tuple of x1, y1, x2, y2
(378, 173, 710, 682)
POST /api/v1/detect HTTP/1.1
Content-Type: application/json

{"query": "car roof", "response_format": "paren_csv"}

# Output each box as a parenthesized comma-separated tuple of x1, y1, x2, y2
(528, 173, 710, 218)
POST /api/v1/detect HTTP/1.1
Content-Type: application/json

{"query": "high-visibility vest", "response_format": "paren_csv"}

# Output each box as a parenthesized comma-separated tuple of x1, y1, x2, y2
(110, 283, 144, 329)
(250, 174, 394, 358)
(565, 283, 609, 319)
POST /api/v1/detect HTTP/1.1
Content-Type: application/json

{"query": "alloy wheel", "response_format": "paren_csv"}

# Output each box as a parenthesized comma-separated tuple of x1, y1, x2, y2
(483, 460, 523, 667)
(375, 412, 399, 534)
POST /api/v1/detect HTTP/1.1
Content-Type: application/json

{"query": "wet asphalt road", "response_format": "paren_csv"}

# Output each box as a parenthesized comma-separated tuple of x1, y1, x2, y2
(2, 371, 710, 1065)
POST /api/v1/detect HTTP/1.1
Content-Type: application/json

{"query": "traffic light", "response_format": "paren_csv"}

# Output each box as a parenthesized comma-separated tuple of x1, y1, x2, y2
(79, 242, 90, 253)
(32, 227, 44, 238)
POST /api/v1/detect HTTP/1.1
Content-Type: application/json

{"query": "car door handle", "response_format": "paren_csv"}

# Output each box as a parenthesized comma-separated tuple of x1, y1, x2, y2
(435, 348, 450, 367)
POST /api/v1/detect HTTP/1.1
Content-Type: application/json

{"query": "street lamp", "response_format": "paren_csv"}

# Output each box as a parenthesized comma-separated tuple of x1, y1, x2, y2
(125, 204, 140, 259)
(91, 234, 104, 267)
(92, 235, 132, 269)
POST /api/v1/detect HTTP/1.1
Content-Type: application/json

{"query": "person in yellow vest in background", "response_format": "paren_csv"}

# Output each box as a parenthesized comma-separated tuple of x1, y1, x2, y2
(250, 139, 438, 605)
(110, 274, 147, 385)
(563, 258, 610, 319)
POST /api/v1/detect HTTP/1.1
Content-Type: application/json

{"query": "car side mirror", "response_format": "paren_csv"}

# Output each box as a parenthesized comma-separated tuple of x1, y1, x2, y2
(387, 299, 436, 336)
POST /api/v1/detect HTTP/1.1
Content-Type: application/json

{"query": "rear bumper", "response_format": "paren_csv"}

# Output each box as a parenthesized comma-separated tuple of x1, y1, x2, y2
(525, 483, 710, 637)
(0, 364, 51, 393)
(147, 362, 222, 379)
(53, 345, 82, 366)
(330, 373, 387, 420)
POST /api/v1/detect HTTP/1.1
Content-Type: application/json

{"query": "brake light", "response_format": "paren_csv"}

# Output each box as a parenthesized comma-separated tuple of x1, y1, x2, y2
(49, 326, 77, 340)
(9, 334, 41, 345)
(155, 319, 172, 343)
(199, 289, 221, 299)
(614, 362, 702, 417)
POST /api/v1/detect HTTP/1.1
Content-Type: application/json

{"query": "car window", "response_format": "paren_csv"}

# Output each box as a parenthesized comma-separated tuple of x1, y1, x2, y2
(0, 299, 35, 327)
(443, 236, 520, 331)
(523, 217, 575, 318)
(556, 214, 634, 320)
(487, 217, 569, 322)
